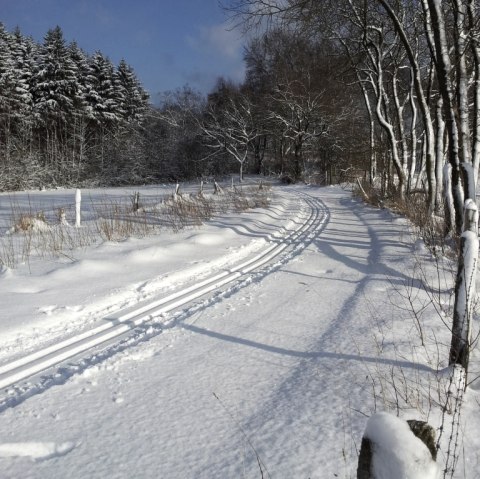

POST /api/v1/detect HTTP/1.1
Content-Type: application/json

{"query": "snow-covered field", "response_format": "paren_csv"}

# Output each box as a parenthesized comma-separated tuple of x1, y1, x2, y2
(0, 183, 479, 478)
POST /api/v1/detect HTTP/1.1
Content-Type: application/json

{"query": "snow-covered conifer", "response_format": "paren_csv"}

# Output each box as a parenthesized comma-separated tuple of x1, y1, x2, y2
(32, 26, 78, 122)
(84, 51, 121, 126)
(116, 59, 149, 124)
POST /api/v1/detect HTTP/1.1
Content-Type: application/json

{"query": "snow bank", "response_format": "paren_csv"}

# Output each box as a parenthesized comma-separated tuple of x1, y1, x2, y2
(365, 412, 439, 479)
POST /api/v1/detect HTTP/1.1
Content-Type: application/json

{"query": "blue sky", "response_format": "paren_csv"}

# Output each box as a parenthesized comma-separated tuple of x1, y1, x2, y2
(0, 0, 247, 100)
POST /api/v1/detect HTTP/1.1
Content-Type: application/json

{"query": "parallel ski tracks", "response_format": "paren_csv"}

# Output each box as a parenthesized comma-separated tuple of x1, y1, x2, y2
(0, 192, 328, 391)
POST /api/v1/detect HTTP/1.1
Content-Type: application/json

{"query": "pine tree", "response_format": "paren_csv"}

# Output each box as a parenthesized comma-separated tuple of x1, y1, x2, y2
(0, 24, 17, 166)
(68, 41, 89, 116)
(85, 51, 121, 126)
(31, 26, 80, 178)
(32, 26, 78, 122)
(67, 41, 91, 175)
(0, 22, 151, 189)
(8, 28, 37, 172)
(116, 59, 149, 124)
(10, 28, 35, 114)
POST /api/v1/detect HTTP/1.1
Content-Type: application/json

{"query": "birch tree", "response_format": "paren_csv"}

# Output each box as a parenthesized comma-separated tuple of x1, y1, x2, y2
(423, 0, 469, 233)
(370, 1, 434, 205)
(450, 199, 479, 377)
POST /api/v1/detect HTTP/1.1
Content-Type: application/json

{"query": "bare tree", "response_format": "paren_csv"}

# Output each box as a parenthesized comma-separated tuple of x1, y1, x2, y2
(376, 0, 436, 209)
(267, 80, 334, 180)
(201, 94, 259, 182)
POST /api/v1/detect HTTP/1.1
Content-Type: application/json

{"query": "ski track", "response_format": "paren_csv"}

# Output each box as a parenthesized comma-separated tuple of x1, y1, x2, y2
(0, 189, 329, 410)
(0, 188, 297, 361)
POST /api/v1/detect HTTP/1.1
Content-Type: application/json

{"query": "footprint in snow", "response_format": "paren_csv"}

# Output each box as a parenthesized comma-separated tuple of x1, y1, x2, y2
(38, 305, 58, 315)
(0, 441, 76, 461)
(112, 393, 124, 404)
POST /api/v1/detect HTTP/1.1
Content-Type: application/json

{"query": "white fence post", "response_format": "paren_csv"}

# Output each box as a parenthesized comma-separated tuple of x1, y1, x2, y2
(75, 189, 81, 227)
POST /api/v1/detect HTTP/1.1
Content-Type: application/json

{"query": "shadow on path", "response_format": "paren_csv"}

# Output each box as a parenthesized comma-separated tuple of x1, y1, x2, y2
(185, 324, 435, 373)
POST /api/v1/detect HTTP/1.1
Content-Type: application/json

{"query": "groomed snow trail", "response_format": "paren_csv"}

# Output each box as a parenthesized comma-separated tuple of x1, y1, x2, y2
(0, 192, 326, 392)
(0, 186, 419, 478)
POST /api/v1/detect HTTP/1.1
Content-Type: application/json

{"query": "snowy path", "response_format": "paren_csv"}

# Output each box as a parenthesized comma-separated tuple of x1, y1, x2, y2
(0, 186, 430, 478)
(0, 192, 327, 391)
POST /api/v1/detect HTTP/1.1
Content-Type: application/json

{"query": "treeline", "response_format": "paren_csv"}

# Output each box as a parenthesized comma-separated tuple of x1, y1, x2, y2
(221, 0, 480, 236)
(0, 20, 366, 193)
(0, 24, 150, 190)
(6, 0, 479, 236)
(159, 30, 364, 185)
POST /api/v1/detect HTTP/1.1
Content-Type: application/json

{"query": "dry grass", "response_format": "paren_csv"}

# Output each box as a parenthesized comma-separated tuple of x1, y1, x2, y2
(0, 183, 270, 269)
(353, 180, 454, 257)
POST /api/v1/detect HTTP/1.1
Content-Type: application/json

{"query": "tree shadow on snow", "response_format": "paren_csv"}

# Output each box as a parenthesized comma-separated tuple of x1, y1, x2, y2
(184, 324, 435, 374)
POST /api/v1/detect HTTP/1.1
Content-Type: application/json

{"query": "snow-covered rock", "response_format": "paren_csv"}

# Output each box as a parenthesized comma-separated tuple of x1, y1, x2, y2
(359, 412, 439, 479)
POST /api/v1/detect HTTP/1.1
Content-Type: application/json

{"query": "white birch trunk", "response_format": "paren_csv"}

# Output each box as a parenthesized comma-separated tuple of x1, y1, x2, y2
(427, 0, 464, 232)
(467, 0, 480, 182)
(408, 72, 417, 193)
(450, 199, 479, 376)
(443, 163, 456, 235)
(453, 0, 472, 167)
(359, 76, 376, 183)
(435, 97, 445, 211)
(378, 0, 436, 209)
(392, 69, 409, 183)
(375, 79, 406, 198)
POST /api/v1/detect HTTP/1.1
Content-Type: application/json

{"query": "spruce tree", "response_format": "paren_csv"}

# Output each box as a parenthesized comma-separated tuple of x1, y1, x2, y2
(33, 26, 78, 121)
(116, 59, 149, 124)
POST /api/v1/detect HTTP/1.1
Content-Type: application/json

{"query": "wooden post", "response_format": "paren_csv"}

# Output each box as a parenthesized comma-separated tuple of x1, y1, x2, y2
(133, 191, 140, 211)
(173, 183, 180, 202)
(213, 180, 223, 195)
(59, 208, 68, 226)
(75, 189, 81, 227)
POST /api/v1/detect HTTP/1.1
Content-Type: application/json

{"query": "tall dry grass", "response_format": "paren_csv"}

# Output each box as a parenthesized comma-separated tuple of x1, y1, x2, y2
(0, 183, 270, 269)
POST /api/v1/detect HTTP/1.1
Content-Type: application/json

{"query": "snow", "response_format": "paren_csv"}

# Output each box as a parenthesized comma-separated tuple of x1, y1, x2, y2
(0, 441, 76, 461)
(365, 412, 439, 479)
(0, 183, 479, 478)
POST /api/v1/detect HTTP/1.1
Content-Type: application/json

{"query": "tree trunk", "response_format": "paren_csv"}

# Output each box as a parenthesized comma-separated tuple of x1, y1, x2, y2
(467, 0, 480, 183)
(450, 199, 479, 380)
(408, 72, 417, 194)
(294, 143, 302, 181)
(443, 163, 455, 236)
(426, 0, 464, 233)
(435, 97, 445, 213)
(360, 80, 376, 184)
(378, 0, 436, 211)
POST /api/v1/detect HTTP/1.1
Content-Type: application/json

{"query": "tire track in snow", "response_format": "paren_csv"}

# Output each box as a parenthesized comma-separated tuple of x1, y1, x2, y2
(0, 190, 329, 411)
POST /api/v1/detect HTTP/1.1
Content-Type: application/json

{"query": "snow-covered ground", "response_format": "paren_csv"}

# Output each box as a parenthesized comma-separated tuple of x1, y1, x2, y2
(0, 184, 479, 478)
